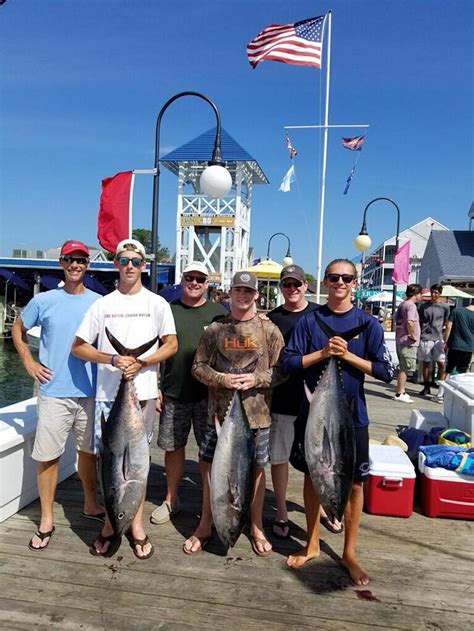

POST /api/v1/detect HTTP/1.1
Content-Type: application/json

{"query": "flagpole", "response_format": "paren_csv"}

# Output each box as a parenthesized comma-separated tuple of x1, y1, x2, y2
(316, 10, 332, 303)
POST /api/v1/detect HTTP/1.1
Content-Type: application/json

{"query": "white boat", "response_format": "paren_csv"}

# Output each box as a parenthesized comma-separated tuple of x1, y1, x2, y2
(26, 326, 40, 351)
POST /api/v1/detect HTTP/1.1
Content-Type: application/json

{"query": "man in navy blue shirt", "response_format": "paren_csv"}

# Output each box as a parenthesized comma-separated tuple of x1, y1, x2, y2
(283, 258, 393, 585)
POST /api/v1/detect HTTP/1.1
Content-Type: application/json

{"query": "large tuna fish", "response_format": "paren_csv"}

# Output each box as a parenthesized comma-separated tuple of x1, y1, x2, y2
(100, 327, 158, 537)
(304, 316, 368, 522)
(210, 390, 255, 549)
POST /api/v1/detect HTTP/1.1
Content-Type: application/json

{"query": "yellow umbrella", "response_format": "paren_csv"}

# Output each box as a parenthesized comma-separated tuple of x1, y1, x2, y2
(245, 258, 283, 279)
(441, 285, 472, 298)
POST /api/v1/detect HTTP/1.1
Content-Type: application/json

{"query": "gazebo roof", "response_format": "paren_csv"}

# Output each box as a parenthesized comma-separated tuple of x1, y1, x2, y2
(160, 128, 269, 184)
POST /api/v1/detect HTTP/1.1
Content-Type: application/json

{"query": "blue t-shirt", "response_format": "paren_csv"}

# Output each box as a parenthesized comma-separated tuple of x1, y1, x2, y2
(283, 305, 394, 427)
(21, 288, 100, 397)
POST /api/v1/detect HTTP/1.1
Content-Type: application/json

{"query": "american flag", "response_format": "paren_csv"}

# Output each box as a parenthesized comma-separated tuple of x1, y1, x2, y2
(286, 134, 297, 158)
(342, 136, 365, 151)
(247, 15, 326, 69)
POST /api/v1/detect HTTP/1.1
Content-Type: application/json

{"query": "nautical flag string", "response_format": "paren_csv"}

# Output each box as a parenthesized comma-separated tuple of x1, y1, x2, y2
(342, 135, 365, 151)
(342, 135, 366, 194)
(247, 15, 326, 69)
(286, 134, 297, 158)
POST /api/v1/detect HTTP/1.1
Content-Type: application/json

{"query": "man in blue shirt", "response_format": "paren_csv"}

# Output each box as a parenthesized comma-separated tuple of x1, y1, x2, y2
(12, 241, 103, 551)
(282, 258, 393, 585)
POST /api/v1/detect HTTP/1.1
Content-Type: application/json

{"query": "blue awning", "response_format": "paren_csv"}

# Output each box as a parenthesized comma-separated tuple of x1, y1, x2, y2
(0, 267, 30, 290)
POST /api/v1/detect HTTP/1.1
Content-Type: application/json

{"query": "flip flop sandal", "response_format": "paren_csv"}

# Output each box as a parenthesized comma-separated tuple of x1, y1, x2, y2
(82, 512, 106, 523)
(89, 532, 121, 558)
(126, 533, 154, 560)
(272, 519, 290, 539)
(182, 535, 210, 556)
(250, 535, 272, 557)
(320, 515, 344, 534)
(28, 526, 55, 551)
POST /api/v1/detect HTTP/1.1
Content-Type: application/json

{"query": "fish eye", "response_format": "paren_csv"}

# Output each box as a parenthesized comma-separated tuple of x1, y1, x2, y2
(118, 512, 125, 520)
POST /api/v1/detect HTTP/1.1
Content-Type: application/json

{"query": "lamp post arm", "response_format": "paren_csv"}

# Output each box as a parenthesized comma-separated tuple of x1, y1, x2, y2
(266, 232, 292, 260)
(150, 91, 224, 293)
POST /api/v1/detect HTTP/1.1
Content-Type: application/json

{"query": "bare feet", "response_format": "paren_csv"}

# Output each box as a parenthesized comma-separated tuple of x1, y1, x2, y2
(286, 544, 320, 569)
(341, 555, 370, 585)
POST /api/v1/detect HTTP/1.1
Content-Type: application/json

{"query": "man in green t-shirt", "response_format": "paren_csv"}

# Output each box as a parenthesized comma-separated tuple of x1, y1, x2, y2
(443, 299, 474, 376)
(150, 262, 227, 525)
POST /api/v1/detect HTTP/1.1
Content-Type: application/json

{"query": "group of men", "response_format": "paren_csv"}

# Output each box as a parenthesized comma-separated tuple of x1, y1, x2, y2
(393, 283, 473, 404)
(13, 239, 396, 586)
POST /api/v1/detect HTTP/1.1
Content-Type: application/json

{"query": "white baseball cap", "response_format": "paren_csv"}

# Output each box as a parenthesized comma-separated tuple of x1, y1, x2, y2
(182, 262, 208, 276)
(115, 239, 146, 259)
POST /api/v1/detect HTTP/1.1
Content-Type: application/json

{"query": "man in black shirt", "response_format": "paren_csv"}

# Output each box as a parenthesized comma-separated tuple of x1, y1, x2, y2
(268, 265, 319, 538)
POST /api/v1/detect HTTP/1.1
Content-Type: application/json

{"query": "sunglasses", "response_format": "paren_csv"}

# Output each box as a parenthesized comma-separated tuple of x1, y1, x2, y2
(281, 280, 303, 289)
(326, 273, 355, 284)
(183, 274, 207, 283)
(117, 256, 143, 268)
(61, 255, 89, 265)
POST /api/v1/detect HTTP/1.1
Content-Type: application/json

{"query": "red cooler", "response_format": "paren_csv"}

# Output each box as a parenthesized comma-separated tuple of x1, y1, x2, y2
(364, 445, 415, 517)
(418, 452, 474, 519)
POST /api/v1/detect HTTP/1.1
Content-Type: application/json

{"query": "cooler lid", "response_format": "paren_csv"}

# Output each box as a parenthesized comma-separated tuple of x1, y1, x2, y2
(369, 444, 415, 477)
(0, 397, 38, 451)
(418, 451, 473, 482)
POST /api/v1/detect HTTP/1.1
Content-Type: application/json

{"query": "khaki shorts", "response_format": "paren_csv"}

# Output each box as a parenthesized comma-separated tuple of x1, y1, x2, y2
(396, 345, 418, 372)
(269, 413, 296, 465)
(32, 394, 96, 462)
(418, 339, 446, 363)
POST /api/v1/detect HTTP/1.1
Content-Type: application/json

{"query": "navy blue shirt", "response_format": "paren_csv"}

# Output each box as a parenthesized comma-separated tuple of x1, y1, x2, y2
(283, 305, 394, 427)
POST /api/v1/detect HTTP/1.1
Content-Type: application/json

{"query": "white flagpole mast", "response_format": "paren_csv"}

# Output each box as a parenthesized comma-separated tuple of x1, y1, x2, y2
(315, 10, 332, 303)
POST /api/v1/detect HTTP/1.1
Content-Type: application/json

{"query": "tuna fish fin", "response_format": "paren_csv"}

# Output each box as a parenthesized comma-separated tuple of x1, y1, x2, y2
(122, 445, 131, 480)
(304, 381, 315, 403)
(105, 327, 159, 358)
(314, 313, 369, 342)
(322, 426, 334, 468)
(214, 415, 222, 437)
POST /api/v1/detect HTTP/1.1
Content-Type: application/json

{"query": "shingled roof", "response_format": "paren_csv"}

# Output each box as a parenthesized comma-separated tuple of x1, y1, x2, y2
(429, 230, 474, 277)
(160, 128, 268, 184)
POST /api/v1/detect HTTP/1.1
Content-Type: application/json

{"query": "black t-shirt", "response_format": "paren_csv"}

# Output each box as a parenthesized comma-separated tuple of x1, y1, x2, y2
(268, 301, 319, 415)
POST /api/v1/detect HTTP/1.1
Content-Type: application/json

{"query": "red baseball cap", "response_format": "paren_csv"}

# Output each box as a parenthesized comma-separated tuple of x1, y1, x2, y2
(60, 240, 90, 256)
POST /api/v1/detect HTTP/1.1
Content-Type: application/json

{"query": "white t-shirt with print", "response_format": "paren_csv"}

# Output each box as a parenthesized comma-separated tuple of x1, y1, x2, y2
(76, 287, 176, 401)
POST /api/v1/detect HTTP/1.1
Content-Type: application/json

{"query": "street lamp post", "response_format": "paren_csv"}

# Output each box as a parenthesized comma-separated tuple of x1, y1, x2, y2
(354, 197, 400, 331)
(265, 232, 293, 308)
(150, 91, 232, 293)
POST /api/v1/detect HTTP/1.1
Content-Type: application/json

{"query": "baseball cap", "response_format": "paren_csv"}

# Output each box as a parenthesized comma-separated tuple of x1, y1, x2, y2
(183, 262, 208, 276)
(280, 264, 306, 283)
(60, 240, 89, 257)
(115, 238, 146, 259)
(231, 271, 258, 290)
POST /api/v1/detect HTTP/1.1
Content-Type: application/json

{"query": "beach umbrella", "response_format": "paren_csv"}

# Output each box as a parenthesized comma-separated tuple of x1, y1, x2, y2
(245, 259, 283, 279)
(366, 290, 402, 304)
(441, 285, 472, 298)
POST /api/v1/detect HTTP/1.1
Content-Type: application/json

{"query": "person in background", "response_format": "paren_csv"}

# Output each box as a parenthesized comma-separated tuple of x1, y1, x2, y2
(150, 262, 227, 525)
(443, 299, 474, 378)
(418, 284, 450, 401)
(393, 284, 423, 403)
(12, 240, 103, 551)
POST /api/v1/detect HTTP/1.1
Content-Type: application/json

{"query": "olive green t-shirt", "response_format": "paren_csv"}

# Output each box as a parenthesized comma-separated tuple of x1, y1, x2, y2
(161, 299, 227, 401)
(448, 307, 474, 352)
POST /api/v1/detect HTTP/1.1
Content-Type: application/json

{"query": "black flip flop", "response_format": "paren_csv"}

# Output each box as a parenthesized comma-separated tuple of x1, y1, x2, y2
(320, 515, 343, 534)
(126, 532, 154, 560)
(89, 531, 121, 558)
(28, 526, 55, 551)
(82, 512, 106, 523)
(272, 519, 290, 539)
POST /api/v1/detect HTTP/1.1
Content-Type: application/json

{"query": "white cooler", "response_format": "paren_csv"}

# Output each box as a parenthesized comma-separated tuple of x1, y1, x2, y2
(441, 373, 474, 438)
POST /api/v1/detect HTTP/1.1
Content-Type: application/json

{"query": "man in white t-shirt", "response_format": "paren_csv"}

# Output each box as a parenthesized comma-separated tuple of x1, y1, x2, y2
(72, 239, 177, 559)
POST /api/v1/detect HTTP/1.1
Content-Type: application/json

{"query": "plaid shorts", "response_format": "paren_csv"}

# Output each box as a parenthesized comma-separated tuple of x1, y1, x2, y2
(199, 423, 271, 468)
(157, 396, 209, 451)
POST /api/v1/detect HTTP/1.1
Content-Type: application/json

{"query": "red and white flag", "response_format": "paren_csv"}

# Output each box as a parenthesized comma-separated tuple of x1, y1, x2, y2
(392, 240, 410, 284)
(97, 171, 134, 253)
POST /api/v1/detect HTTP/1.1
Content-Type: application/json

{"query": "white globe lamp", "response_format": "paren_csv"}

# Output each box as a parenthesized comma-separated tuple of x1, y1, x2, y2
(282, 255, 293, 267)
(200, 165, 232, 198)
(354, 233, 372, 252)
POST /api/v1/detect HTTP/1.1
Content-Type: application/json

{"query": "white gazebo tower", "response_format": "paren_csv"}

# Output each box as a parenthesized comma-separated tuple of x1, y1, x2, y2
(160, 128, 268, 289)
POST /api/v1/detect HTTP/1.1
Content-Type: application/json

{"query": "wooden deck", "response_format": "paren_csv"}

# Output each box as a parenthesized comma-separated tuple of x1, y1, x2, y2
(1, 378, 473, 630)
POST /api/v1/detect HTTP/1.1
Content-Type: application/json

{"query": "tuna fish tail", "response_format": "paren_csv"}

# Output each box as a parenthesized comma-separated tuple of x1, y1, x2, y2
(105, 327, 159, 358)
(314, 313, 369, 342)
